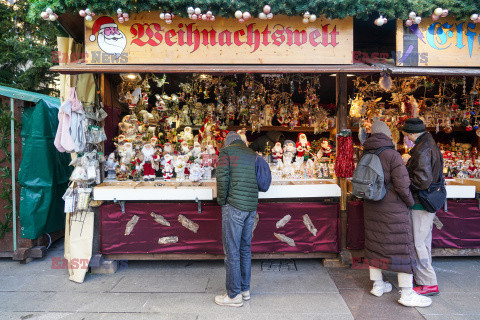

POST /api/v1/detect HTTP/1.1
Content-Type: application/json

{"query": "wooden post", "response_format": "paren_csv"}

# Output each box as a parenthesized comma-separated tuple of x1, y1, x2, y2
(335, 73, 352, 265)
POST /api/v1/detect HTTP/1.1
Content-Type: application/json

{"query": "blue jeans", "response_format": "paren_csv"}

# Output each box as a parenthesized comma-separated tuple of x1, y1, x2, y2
(221, 203, 257, 298)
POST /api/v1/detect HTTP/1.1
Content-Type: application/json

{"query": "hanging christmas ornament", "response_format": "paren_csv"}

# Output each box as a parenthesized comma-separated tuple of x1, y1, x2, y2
(267, 13, 274, 19)
(210, 16, 215, 22)
(304, 11, 311, 19)
(191, 14, 198, 20)
(243, 12, 251, 20)
(81, 8, 94, 21)
(165, 13, 172, 20)
(194, 8, 201, 15)
(414, 16, 422, 24)
(302, 18, 309, 24)
(379, 73, 392, 91)
(263, 5, 271, 14)
(202, 14, 208, 21)
(85, 8, 91, 15)
(431, 14, 439, 21)
(374, 15, 387, 26)
(441, 9, 449, 17)
(41, 11, 49, 19)
(123, 13, 129, 21)
(78, 10, 86, 17)
(49, 14, 57, 21)
(405, 19, 413, 27)
(235, 10, 243, 19)
(117, 8, 123, 15)
(85, 15, 92, 21)
(206, 11, 212, 18)
(117, 9, 128, 23)
(408, 11, 416, 19)
(46, 7, 53, 15)
(470, 13, 479, 22)
(118, 17, 124, 23)
(159, 13, 165, 19)
(309, 14, 317, 22)
(259, 12, 267, 20)
(434, 8, 443, 16)
(238, 18, 245, 23)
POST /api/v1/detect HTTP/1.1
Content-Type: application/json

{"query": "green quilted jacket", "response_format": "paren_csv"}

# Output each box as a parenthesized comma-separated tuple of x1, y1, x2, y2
(216, 140, 259, 211)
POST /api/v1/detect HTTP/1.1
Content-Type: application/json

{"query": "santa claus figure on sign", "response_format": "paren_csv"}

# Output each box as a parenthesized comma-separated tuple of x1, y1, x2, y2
(88, 16, 127, 58)
(162, 154, 174, 181)
(272, 142, 283, 163)
(141, 143, 159, 181)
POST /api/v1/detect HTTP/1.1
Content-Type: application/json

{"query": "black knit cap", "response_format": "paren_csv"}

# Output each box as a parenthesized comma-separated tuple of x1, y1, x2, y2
(402, 118, 426, 133)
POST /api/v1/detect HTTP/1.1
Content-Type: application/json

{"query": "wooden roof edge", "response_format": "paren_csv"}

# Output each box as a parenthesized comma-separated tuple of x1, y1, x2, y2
(371, 63, 480, 77)
(50, 63, 382, 74)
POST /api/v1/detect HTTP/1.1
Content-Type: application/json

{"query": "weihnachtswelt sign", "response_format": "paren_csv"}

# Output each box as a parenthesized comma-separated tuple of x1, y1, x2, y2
(85, 12, 353, 64)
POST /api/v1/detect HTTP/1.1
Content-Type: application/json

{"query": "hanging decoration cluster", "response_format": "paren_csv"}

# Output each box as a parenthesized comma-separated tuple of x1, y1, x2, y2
(116, 8, 129, 24)
(374, 15, 388, 26)
(160, 11, 175, 24)
(258, 5, 273, 20)
(79, 8, 95, 21)
(302, 11, 317, 24)
(187, 7, 215, 22)
(431, 7, 448, 21)
(471, 13, 480, 24)
(405, 11, 422, 27)
(235, 10, 251, 23)
(40, 7, 58, 21)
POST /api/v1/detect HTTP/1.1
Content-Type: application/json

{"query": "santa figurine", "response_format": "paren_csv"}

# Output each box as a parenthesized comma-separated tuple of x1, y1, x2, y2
(317, 138, 332, 159)
(141, 143, 159, 181)
(163, 142, 174, 155)
(150, 136, 159, 147)
(296, 133, 311, 153)
(296, 145, 305, 163)
(272, 142, 283, 163)
(237, 129, 249, 146)
(179, 126, 194, 145)
(191, 141, 202, 158)
(116, 160, 129, 181)
(283, 140, 297, 164)
(174, 156, 187, 181)
(189, 163, 205, 182)
(162, 154, 174, 181)
(119, 142, 134, 165)
(179, 141, 191, 155)
(104, 153, 118, 179)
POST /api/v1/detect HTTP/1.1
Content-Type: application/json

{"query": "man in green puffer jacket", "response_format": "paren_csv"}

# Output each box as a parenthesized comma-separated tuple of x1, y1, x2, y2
(215, 131, 258, 308)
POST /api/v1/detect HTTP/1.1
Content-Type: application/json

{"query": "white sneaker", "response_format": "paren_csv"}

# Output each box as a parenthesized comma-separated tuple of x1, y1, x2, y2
(242, 290, 250, 301)
(398, 291, 432, 307)
(370, 281, 393, 297)
(214, 293, 243, 307)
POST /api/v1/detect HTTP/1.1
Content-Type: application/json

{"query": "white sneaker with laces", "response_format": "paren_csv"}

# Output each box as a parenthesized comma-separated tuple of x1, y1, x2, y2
(370, 281, 393, 297)
(241, 290, 250, 301)
(398, 290, 432, 307)
(214, 293, 243, 307)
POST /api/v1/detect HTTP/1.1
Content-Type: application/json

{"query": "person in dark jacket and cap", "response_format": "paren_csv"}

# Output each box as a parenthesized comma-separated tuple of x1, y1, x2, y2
(215, 131, 259, 307)
(403, 118, 444, 297)
(363, 120, 432, 307)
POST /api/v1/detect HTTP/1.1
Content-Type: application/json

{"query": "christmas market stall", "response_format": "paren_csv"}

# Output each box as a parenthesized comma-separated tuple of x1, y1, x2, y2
(346, 13, 480, 257)
(46, 5, 385, 276)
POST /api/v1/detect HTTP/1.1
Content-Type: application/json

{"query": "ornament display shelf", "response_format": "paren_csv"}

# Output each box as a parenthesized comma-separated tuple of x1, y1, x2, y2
(227, 125, 326, 133)
(346, 178, 476, 199)
(93, 178, 341, 201)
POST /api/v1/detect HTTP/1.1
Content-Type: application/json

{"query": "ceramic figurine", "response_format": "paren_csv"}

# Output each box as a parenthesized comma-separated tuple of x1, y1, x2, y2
(189, 163, 205, 182)
(141, 143, 159, 181)
(263, 104, 274, 126)
(163, 142, 174, 155)
(191, 141, 202, 158)
(272, 142, 283, 163)
(179, 141, 191, 155)
(296, 133, 311, 153)
(174, 156, 187, 181)
(283, 140, 296, 163)
(180, 104, 192, 126)
(162, 154, 174, 181)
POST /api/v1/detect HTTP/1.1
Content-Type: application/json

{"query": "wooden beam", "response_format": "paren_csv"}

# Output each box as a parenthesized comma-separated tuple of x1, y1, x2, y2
(51, 63, 382, 75)
(335, 73, 351, 265)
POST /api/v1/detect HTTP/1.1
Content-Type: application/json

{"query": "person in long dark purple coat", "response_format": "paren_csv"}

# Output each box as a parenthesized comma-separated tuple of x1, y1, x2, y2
(362, 120, 432, 307)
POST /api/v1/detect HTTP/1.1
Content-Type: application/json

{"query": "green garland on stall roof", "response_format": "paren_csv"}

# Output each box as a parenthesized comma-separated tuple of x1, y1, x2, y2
(26, 0, 480, 23)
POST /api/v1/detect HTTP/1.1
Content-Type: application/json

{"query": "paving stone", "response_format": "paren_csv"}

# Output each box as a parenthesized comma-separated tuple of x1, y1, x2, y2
(111, 274, 209, 293)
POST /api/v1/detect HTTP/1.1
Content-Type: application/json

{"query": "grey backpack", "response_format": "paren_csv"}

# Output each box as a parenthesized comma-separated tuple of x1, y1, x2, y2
(351, 146, 393, 201)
